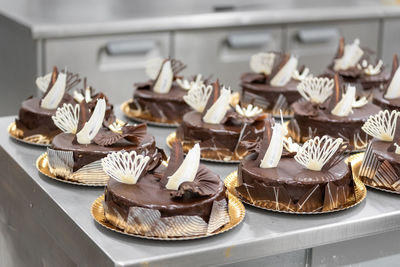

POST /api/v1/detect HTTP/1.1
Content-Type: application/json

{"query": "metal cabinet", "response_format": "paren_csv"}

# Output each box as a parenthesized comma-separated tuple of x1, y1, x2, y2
(382, 18, 400, 64)
(44, 33, 171, 104)
(285, 20, 380, 75)
(174, 26, 283, 90)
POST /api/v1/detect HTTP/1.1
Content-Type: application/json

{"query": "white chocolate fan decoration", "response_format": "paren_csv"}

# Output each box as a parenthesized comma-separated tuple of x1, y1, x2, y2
(183, 84, 212, 113)
(292, 67, 311, 81)
(76, 98, 106, 144)
(145, 57, 163, 80)
(331, 85, 356, 117)
(203, 87, 232, 124)
(101, 151, 150, 185)
(361, 110, 400, 141)
(297, 77, 334, 104)
(40, 72, 67, 109)
(165, 143, 200, 190)
(153, 60, 173, 94)
(36, 72, 52, 93)
(177, 74, 204, 91)
(235, 104, 263, 117)
(270, 56, 298, 87)
(294, 136, 343, 171)
(384, 66, 400, 99)
(250, 53, 276, 75)
(52, 103, 80, 134)
(333, 39, 364, 71)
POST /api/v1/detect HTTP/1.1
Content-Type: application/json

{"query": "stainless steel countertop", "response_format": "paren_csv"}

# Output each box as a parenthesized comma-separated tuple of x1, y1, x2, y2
(1, 111, 400, 266)
(1, 0, 400, 39)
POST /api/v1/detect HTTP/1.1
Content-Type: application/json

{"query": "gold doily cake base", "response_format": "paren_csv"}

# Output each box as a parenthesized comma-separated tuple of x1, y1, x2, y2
(8, 122, 51, 147)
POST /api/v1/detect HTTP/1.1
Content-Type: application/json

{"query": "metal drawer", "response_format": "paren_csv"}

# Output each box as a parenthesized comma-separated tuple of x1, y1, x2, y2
(44, 33, 171, 104)
(382, 18, 400, 65)
(174, 26, 283, 90)
(286, 20, 380, 75)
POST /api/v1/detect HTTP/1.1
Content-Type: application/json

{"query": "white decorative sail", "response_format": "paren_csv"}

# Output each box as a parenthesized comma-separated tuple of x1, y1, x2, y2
(183, 84, 212, 113)
(40, 72, 67, 109)
(297, 77, 334, 104)
(331, 85, 356, 117)
(36, 72, 52, 92)
(270, 56, 298, 87)
(153, 60, 173, 94)
(235, 104, 263, 117)
(259, 118, 287, 168)
(250, 53, 276, 75)
(294, 136, 343, 171)
(145, 57, 163, 80)
(52, 103, 80, 134)
(101, 151, 150, 184)
(166, 143, 200, 190)
(384, 67, 400, 99)
(203, 87, 231, 124)
(361, 110, 400, 141)
(333, 39, 364, 71)
(76, 99, 106, 144)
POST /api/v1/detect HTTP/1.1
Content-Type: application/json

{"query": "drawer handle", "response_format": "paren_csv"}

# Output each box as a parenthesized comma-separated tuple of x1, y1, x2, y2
(296, 28, 339, 44)
(227, 32, 272, 49)
(105, 40, 157, 56)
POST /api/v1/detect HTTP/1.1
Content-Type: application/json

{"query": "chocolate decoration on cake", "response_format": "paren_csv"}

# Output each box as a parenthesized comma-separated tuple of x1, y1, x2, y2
(241, 52, 311, 116)
(102, 143, 230, 237)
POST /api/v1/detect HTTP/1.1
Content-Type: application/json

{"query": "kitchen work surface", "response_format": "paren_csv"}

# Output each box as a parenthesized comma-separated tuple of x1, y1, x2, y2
(0, 114, 400, 267)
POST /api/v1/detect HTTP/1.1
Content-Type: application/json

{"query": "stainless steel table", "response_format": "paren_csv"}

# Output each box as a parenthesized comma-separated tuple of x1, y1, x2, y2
(0, 114, 400, 266)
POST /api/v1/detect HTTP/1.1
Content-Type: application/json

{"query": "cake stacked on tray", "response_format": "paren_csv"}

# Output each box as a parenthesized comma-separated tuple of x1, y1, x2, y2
(240, 52, 311, 117)
(14, 67, 113, 145)
(102, 141, 231, 238)
(359, 110, 400, 192)
(176, 79, 270, 162)
(46, 98, 163, 185)
(288, 74, 381, 150)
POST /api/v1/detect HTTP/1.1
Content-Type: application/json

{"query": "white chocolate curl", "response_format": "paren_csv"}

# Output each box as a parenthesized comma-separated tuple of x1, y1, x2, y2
(153, 60, 173, 94)
(183, 84, 212, 113)
(333, 39, 364, 71)
(361, 110, 400, 141)
(331, 85, 356, 117)
(166, 143, 200, 190)
(294, 136, 343, 171)
(270, 56, 298, 87)
(297, 77, 334, 104)
(259, 118, 287, 169)
(76, 98, 106, 144)
(203, 87, 232, 124)
(384, 66, 400, 99)
(250, 53, 276, 75)
(101, 151, 150, 185)
(52, 103, 80, 134)
(292, 67, 312, 81)
(40, 72, 67, 109)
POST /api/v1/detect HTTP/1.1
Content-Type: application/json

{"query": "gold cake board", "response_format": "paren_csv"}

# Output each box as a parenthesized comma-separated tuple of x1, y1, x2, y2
(8, 121, 50, 147)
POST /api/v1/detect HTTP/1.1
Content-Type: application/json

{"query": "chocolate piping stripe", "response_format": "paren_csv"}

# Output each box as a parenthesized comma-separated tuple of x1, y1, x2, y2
(297, 185, 319, 211)
(374, 160, 397, 189)
(359, 143, 379, 179)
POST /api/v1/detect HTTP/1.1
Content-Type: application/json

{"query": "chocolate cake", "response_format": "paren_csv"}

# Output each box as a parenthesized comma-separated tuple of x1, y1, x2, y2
(359, 110, 400, 191)
(325, 37, 389, 90)
(236, 122, 355, 212)
(176, 80, 270, 161)
(241, 52, 311, 116)
(47, 99, 161, 184)
(288, 75, 381, 150)
(103, 141, 230, 237)
(15, 68, 113, 144)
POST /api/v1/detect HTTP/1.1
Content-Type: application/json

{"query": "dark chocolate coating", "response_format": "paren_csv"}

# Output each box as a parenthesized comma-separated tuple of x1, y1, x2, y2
(369, 140, 400, 167)
(372, 90, 400, 111)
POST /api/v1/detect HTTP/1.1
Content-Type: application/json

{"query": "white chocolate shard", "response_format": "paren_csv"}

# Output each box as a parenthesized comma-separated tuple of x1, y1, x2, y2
(292, 67, 312, 81)
(153, 60, 173, 94)
(361, 110, 400, 141)
(331, 85, 356, 117)
(283, 137, 300, 153)
(85, 87, 92, 102)
(352, 96, 368, 108)
(384, 66, 400, 99)
(333, 39, 364, 71)
(235, 104, 263, 117)
(395, 143, 400, 154)
(166, 143, 200, 190)
(270, 56, 298, 87)
(183, 84, 212, 113)
(52, 103, 80, 134)
(101, 151, 150, 185)
(364, 60, 383, 76)
(108, 119, 126, 134)
(259, 118, 286, 168)
(294, 136, 343, 171)
(76, 98, 106, 144)
(297, 77, 334, 104)
(40, 72, 67, 109)
(145, 57, 163, 80)
(250, 53, 276, 75)
(73, 90, 85, 103)
(203, 87, 231, 124)
(36, 72, 52, 92)
(177, 74, 204, 91)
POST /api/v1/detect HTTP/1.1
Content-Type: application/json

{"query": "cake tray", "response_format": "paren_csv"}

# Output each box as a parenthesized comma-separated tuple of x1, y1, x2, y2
(8, 121, 51, 147)
(224, 157, 367, 214)
(120, 100, 180, 127)
(36, 153, 107, 187)
(350, 152, 400, 195)
(166, 132, 241, 163)
(91, 192, 245, 240)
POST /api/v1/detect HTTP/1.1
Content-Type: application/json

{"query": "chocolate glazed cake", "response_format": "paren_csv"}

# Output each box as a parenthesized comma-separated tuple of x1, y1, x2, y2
(236, 122, 355, 213)
(241, 52, 311, 116)
(103, 142, 230, 237)
(288, 75, 381, 150)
